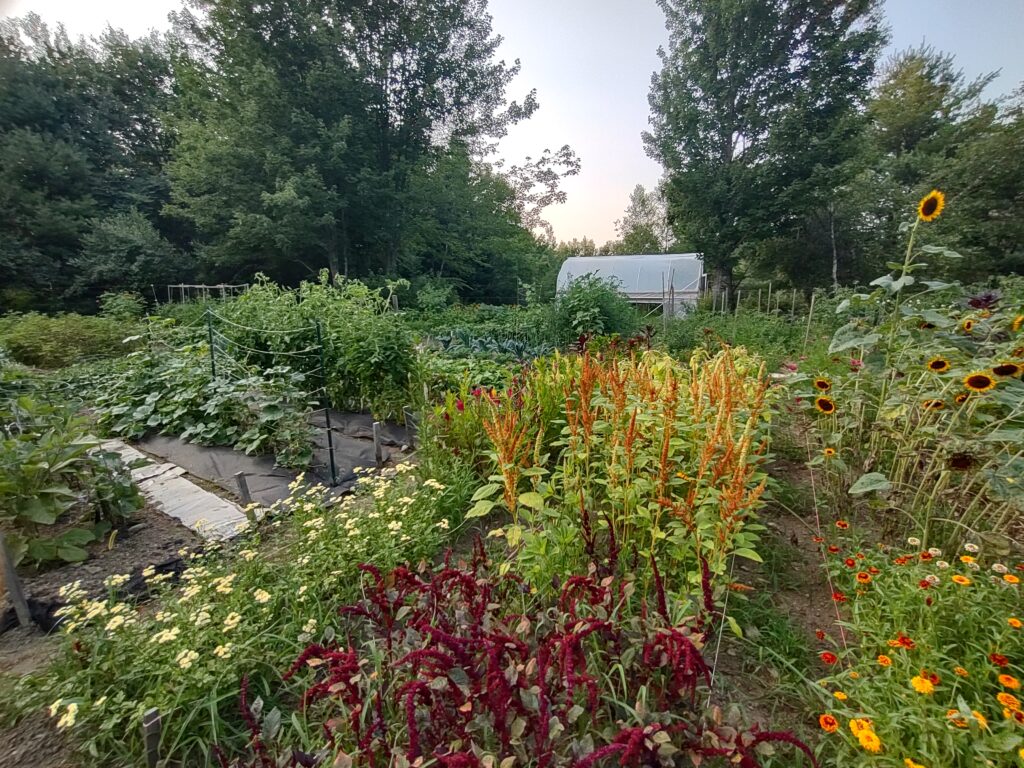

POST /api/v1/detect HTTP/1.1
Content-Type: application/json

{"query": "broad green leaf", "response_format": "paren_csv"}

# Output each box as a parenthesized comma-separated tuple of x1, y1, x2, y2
(849, 472, 891, 495)
(471, 483, 501, 502)
(518, 491, 545, 511)
(465, 499, 495, 519)
(733, 548, 763, 563)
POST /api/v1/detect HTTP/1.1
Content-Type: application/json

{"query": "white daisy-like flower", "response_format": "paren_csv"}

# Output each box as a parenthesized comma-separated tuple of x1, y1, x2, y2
(213, 644, 232, 659)
(907, 537, 921, 547)
(927, 547, 942, 557)
(253, 589, 271, 604)
(993, 563, 1009, 574)
(175, 649, 199, 670)
(964, 542, 980, 553)
(936, 561, 950, 569)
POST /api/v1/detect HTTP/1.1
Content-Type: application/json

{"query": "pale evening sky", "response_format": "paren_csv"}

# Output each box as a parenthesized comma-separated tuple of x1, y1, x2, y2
(3, 0, 1023, 244)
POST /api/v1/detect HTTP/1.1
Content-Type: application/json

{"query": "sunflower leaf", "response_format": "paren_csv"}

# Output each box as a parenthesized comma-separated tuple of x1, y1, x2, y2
(848, 472, 891, 495)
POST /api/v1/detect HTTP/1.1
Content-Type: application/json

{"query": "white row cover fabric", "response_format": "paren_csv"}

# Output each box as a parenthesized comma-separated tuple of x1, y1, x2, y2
(556, 254, 704, 302)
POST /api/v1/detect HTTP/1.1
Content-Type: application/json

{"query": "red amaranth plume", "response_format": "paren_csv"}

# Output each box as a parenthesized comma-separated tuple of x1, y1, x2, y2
(650, 552, 669, 622)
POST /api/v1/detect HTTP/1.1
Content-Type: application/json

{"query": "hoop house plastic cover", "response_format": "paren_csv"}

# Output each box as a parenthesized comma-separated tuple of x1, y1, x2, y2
(556, 254, 704, 302)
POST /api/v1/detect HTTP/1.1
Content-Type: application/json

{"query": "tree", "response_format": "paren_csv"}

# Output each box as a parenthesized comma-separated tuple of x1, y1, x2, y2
(614, 184, 671, 254)
(645, 0, 884, 292)
(167, 0, 540, 282)
(0, 14, 178, 309)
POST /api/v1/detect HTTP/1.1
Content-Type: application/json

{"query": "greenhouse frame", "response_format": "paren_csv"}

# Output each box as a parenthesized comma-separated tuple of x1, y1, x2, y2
(556, 254, 705, 315)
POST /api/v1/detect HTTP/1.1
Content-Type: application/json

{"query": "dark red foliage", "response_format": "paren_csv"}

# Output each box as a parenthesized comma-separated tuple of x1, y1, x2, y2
(224, 557, 814, 768)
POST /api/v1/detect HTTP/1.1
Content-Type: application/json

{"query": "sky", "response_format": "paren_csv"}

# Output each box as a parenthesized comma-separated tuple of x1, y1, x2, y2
(3, 0, 1023, 244)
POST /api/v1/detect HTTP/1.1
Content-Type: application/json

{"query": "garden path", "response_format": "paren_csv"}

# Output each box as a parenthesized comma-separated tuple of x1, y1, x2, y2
(102, 440, 250, 540)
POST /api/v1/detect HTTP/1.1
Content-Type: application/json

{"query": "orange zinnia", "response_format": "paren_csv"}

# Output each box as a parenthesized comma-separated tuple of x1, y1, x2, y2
(819, 713, 839, 733)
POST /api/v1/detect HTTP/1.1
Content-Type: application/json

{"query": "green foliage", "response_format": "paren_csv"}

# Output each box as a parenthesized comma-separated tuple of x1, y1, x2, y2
(815, 529, 1023, 767)
(801, 210, 1024, 548)
(0, 312, 139, 368)
(646, 0, 885, 287)
(0, 395, 142, 565)
(85, 342, 316, 469)
(98, 291, 146, 321)
(24, 466, 469, 765)
(550, 274, 640, 342)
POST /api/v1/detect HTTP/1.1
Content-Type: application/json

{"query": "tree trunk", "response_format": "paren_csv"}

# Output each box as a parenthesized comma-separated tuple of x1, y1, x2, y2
(325, 226, 340, 281)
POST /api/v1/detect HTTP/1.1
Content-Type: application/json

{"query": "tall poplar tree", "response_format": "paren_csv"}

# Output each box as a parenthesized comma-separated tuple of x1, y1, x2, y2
(644, 0, 885, 292)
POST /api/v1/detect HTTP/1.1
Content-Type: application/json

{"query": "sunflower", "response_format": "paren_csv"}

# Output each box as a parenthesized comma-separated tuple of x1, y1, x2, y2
(947, 452, 975, 471)
(926, 357, 951, 373)
(961, 318, 975, 333)
(917, 190, 945, 222)
(819, 713, 839, 733)
(815, 396, 837, 414)
(1013, 315, 1023, 333)
(963, 371, 996, 392)
(823, 447, 836, 458)
(951, 574, 972, 586)
(813, 377, 832, 391)
(954, 392, 969, 405)
(921, 399, 945, 411)
(992, 361, 1022, 377)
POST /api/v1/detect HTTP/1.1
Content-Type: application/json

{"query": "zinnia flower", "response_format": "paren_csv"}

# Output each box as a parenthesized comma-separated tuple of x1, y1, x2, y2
(856, 572, 872, 584)
(997, 692, 1021, 710)
(819, 713, 839, 733)
(963, 371, 996, 392)
(990, 653, 1010, 667)
(836, 520, 850, 529)
(904, 759, 926, 768)
(833, 691, 848, 701)
(917, 190, 944, 222)
(858, 729, 882, 753)
(1005, 574, 1021, 584)
(877, 655, 892, 667)
(911, 675, 935, 694)
(821, 652, 838, 665)
(999, 674, 1020, 689)
(849, 718, 873, 737)
(1009, 618, 1023, 629)
(951, 574, 972, 586)
(954, 666, 969, 677)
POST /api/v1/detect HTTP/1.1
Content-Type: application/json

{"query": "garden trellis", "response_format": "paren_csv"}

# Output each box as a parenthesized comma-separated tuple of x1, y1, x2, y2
(204, 309, 339, 486)
(165, 283, 250, 303)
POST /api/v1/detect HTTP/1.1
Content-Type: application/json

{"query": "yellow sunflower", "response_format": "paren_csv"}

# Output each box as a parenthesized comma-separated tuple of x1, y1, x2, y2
(954, 392, 969, 405)
(963, 371, 996, 393)
(926, 357, 951, 373)
(813, 377, 832, 391)
(921, 399, 945, 411)
(961, 318, 975, 333)
(814, 396, 837, 415)
(1012, 315, 1023, 333)
(823, 447, 837, 458)
(917, 190, 945, 222)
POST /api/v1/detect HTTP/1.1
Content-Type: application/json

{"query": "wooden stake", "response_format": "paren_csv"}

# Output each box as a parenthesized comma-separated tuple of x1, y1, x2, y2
(372, 421, 384, 468)
(0, 533, 31, 628)
(734, 289, 742, 316)
(802, 292, 817, 354)
(142, 708, 161, 768)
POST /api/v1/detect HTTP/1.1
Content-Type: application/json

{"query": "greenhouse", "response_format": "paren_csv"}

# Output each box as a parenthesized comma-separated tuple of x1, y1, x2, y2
(556, 253, 704, 314)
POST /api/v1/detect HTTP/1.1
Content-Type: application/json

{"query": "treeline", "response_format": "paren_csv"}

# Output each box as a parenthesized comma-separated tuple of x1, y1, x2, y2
(0, 2, 574, 312)
(644, 0, 1024, 290)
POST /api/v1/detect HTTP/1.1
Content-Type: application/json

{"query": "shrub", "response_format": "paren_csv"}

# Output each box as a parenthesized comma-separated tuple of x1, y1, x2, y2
(0, 312, 139, 368)
(550, 274, 640, 343)
(0, 395, 142, 565)
(99, 291, 146, 321)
